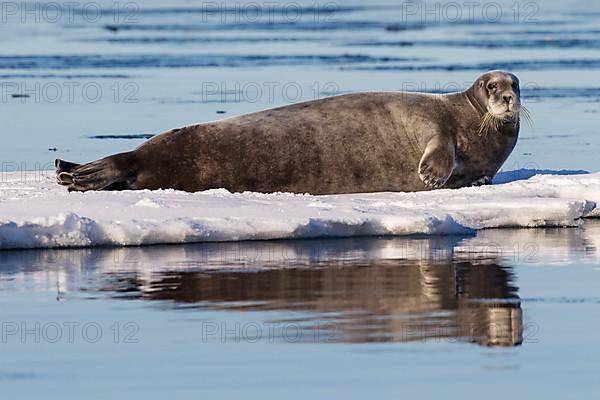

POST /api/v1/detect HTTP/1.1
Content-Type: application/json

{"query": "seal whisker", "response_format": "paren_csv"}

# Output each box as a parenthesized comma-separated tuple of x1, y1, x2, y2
(478, 112, 490, 136)
(478, 112, 501, 137)
(519, 106, 534, 128)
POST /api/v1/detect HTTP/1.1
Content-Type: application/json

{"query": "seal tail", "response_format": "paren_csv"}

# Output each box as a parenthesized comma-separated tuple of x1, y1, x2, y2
(55, 152, 134, 192)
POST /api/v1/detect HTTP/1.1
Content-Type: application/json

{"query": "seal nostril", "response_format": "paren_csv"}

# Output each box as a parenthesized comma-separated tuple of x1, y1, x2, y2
(503, 95, 513, 104)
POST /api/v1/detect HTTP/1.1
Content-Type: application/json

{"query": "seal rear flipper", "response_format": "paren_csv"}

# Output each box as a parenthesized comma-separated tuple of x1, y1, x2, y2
(55, 159, 81, 186)
(55, 159, 80, 173)
(59, 153, 134, 192)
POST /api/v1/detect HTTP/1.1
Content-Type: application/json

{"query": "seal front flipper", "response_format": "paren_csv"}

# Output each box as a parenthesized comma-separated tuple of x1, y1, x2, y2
(58, 152, 135, 192)
(418, 136, 456, 190)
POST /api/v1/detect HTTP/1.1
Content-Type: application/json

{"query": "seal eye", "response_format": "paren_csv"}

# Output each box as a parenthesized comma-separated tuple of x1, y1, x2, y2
(487, 83, 497, 91)
(511, 82, 518, 89)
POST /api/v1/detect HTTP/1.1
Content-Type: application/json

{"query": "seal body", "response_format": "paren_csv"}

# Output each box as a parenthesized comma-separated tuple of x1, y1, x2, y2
(56, 71, 521, 194)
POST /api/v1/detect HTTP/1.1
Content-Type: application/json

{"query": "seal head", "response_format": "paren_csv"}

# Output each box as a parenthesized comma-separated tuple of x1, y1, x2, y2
(472, 70, 522, 136)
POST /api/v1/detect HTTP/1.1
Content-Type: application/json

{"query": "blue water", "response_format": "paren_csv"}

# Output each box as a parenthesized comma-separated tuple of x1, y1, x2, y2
(1, 226, 600, 398)
(1, 0, 600, 171)
(1, 0, 600, 397)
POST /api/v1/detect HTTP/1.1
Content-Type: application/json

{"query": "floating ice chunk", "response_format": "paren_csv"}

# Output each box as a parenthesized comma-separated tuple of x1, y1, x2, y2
(0, 170, 598, 249)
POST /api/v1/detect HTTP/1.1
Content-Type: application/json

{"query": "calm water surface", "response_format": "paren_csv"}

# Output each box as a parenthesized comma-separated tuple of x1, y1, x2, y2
(1, 223, 600, 398)
(1, 0, 600, 170)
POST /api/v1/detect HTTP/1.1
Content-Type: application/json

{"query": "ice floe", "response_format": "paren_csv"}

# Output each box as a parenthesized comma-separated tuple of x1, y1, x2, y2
(0, 170, 598, 249)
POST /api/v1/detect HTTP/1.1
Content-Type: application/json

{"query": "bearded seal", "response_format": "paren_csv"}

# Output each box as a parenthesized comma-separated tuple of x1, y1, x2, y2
(56, 70, 524, 194)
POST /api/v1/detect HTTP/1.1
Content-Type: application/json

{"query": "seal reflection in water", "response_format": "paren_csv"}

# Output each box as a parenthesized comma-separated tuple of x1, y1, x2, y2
(55, 70, 525, 194)
(100, 250, 522, 347)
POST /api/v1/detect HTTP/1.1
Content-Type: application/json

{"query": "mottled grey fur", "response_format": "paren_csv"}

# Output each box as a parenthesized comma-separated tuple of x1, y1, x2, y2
(56, 71, 520, 194)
